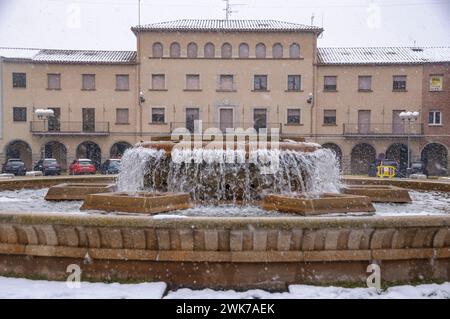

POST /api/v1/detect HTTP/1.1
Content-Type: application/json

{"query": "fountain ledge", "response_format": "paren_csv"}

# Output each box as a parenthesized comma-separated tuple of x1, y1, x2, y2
(0, 212, 448, 288)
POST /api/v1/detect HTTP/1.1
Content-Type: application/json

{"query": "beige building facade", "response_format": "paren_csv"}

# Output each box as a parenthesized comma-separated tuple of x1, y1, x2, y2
(1, 20, 449, 175)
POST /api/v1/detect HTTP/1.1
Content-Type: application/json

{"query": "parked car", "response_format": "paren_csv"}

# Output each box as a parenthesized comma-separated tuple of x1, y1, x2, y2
(69, 159, 96, 175)
(407, 162, 429, 177)
(2, 158, 27, 176)
(34, 158, 61, 176)
(100, 159, 121, 175)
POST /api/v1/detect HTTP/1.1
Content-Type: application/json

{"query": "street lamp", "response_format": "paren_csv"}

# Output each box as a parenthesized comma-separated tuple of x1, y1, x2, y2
(399, 111, 419, 171)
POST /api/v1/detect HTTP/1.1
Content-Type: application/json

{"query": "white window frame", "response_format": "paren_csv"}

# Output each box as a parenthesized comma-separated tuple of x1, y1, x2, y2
(428, 110, 442, 126)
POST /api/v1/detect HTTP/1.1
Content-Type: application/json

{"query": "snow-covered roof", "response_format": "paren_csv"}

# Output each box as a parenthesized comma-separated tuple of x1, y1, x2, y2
(0, 48, 136, 64)
(0, 47, 41, 60)
(318, 47, 450, 65)
(132, 19, 323, 33)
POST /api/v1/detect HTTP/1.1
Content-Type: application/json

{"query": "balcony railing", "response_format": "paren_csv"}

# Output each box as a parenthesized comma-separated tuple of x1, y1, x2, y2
(170, 122, 283, 134)
(30, 121, 110, 136)
(343, 123, 423, 137)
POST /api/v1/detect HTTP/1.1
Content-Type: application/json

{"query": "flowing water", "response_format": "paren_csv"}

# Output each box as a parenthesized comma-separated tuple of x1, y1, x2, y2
(117, 146, 341, 204)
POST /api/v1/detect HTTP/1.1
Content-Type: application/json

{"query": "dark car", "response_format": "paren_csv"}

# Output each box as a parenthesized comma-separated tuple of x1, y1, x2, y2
(100, 159, 121, 174)
(34, 158, 61, 176)
(2, 158, 27, 176)
(407, 162, 429, 177)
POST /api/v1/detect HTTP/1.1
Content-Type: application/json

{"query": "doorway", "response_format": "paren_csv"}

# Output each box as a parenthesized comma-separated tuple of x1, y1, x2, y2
(82, 108, 95, 132)
(219, 108, 233, 133)
(358, 110, 371, 134)
(186, 108, 200, 133)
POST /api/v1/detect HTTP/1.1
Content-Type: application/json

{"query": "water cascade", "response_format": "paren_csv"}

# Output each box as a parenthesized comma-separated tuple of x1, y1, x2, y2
(117, 144, 341, 204)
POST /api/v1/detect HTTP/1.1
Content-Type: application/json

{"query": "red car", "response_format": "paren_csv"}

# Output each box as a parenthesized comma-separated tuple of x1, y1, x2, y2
(69, 159, 96, 175)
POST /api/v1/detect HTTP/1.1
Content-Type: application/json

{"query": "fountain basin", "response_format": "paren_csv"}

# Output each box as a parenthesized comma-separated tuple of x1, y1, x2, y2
(45, 183, 117, 201)
(342, 185, 412, 203)
(0, 212, 448, 289)
(261, 193, 375, 216)
(80, 192, 193, 215)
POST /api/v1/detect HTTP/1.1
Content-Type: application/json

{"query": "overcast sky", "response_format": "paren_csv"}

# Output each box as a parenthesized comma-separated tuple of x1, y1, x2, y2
(0, 0, 449, 50)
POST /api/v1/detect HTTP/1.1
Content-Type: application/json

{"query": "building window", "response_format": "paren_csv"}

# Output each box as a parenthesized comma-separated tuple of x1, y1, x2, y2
(429, 75, 443, 91)
(204, 43, 215, 58)
(324, 76, 337, 91)
(221, 43, 232, 58)
(187, 42, 198, 58)
(116, 108, 129, 124)
(255, 43, 266, 58)
(82, 74, 95, 90)
(186, 74, 200, 90)
(428, 111, 442, 125)
(287, 109, 301, 124)
(287, 75, 301, 91)
(170, 42, 181, 58)
(239, 43, 249, 58)
(116, 74, 129, 91)
(393, 75, 407, 91)
(152, 42, 163, 58)
(13, 107, 27, 122)
(289, 43, 301, 58)
(254, 75, 268, 91)
(324, 110, 337, 125)
(272, 43, 283, 58)
(47, 73, 61, 90)
(219, 75, 234, 91)
(12, 72, 26, 88)
(253, 108, 267, 131)
(152, 108, 165, 123)
(358, 76, 372, 91)
(151, 74, 166, 90)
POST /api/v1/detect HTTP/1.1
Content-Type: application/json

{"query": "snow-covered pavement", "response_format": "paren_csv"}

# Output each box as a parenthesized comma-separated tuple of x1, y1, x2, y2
(0, 277, 448, 299)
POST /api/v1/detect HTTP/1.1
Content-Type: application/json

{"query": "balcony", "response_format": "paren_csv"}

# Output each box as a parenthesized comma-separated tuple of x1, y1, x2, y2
(343, 123, 424, 137)
(30, 121, 110, 136)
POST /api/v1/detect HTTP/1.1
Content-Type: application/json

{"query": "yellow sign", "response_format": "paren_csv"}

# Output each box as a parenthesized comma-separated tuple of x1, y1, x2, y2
(430, 76, 443, 91)
(376, 165, 396, 178)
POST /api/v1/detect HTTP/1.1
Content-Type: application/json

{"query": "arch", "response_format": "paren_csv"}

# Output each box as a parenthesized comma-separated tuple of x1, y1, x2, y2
(221, 43, 232, 58)
(272, 43, 284, 58)
(239, 43, 249, 58)
(170, 42, 181, 58)
(4, 140, 32, 170)
(110, 141, 132, 159)
(289, 43, 301, 58)
(255, 43, 266, 58)
(187, 42, 198, 58)
(204, 42, 215, 58)
(351, 143, 376, 175)
(322, 143, 342, 169)
(386, 143, 409, 177)
(76, 141, 102, 168)
(421, 143, 448, 176)
(43, 141, 68, 170)
(152, 42, 163, 58)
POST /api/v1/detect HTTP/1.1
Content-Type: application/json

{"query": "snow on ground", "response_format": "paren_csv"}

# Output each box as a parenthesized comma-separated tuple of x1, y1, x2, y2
(0, 277, 448, 299)
(0, 277, 167, 299)
(166, 283, 450, 299)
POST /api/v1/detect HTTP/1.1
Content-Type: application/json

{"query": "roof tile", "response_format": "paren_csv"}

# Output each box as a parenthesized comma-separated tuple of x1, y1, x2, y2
(317, 47, 450, 65)
(132, 19, 322, 33)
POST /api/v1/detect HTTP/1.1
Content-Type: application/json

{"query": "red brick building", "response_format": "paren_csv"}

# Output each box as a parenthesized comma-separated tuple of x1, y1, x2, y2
(421, 62, 450, 176)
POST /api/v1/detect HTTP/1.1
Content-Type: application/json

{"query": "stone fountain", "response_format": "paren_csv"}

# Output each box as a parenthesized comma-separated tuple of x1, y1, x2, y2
(80, 139, 375, 215)
(0, 138, 449, 289)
